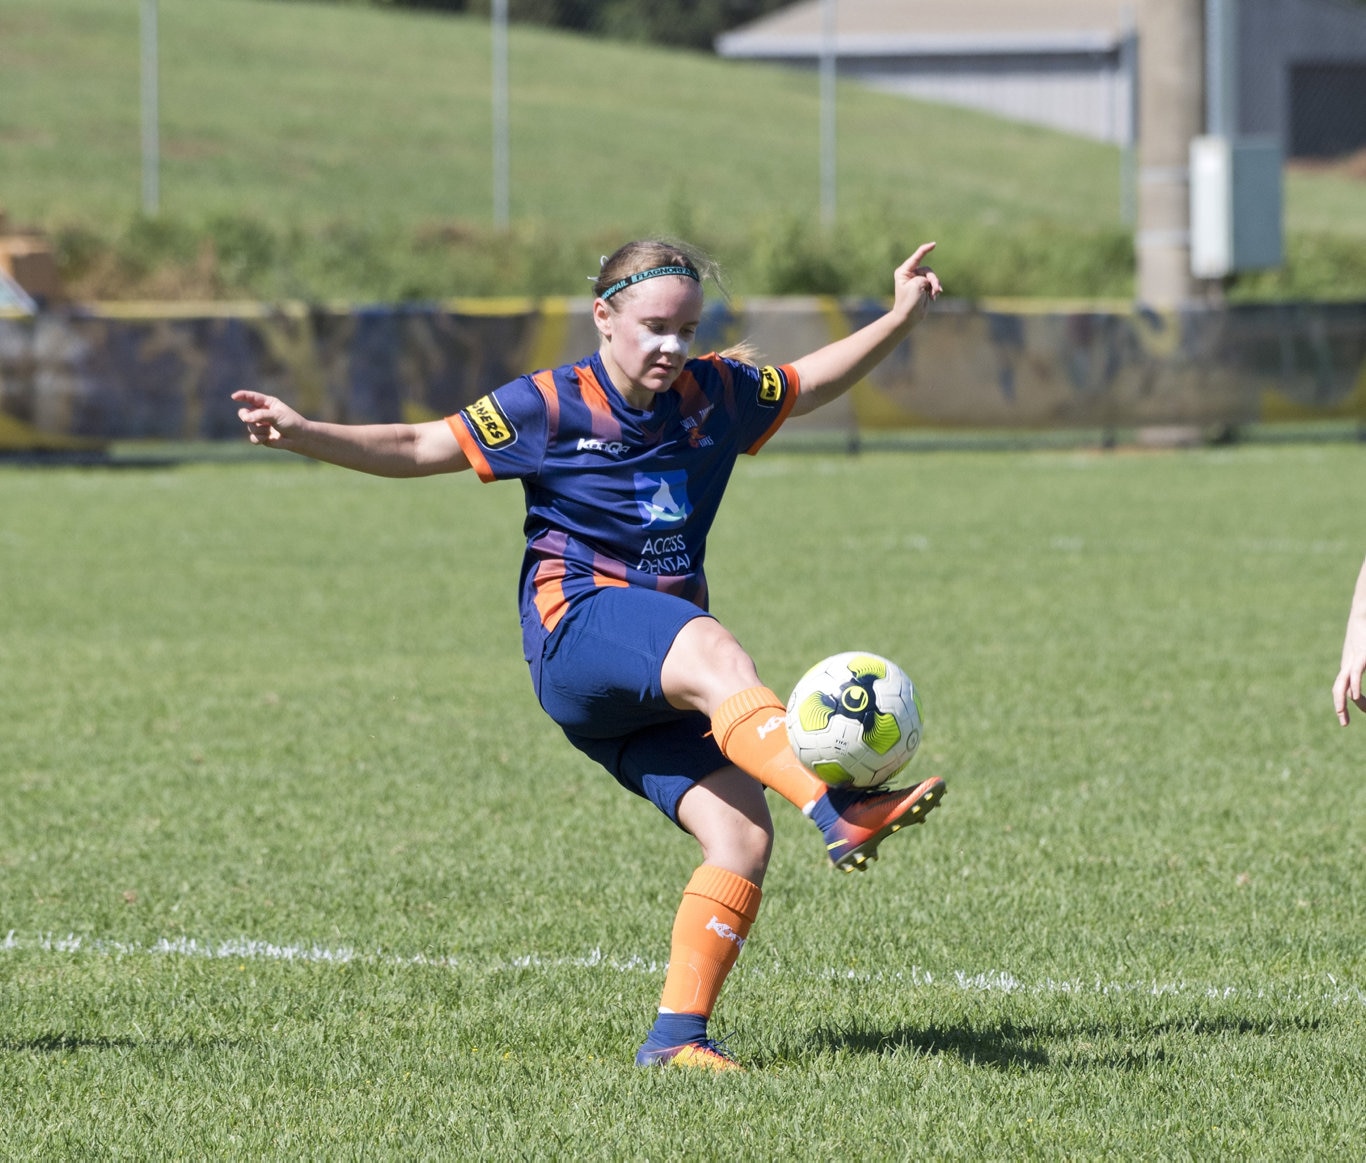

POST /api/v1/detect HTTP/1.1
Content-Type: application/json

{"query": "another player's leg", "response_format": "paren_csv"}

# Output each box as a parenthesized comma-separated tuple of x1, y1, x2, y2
(636, 767, 768, 1072)
(661, 618, 946, 871)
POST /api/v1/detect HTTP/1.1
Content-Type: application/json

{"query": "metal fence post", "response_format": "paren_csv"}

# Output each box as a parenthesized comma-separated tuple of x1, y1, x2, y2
(140, 0, 160, 215)
(1119, 5, 1137, 224)
(1205, 0, 1238, 135)
(819, 0, 836, 228)
(492, 0, 509, 230)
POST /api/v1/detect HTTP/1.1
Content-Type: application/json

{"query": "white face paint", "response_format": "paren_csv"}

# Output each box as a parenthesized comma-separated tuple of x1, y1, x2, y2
(638, 325, 691, 360)
(595, 275, 703, 408)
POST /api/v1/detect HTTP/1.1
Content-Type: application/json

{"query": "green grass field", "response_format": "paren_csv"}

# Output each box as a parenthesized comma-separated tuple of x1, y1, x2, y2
(2, 442, 1364, 1155)
(4, 0, 1365, 301)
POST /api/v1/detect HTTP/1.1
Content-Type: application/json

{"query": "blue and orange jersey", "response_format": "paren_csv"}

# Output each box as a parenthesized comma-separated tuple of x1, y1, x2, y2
(446, 350, 799, 664)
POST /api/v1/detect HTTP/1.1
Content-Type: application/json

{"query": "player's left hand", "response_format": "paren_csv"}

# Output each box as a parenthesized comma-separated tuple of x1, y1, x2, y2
(892, 242, 943, 326)
(232, 389, 305, 450)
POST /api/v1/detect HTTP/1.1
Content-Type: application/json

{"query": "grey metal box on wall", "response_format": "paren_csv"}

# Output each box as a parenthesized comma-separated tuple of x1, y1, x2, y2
(1190, 136, 1285, 279)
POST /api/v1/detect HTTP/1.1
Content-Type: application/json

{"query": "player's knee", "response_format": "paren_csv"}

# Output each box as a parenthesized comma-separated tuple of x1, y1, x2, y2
(746, 815, 775, 866)
(663, 617, 762, 713)
(682, 773, 774, 882)
(709, 816, 772, 884)
(725, 793, 774, 876)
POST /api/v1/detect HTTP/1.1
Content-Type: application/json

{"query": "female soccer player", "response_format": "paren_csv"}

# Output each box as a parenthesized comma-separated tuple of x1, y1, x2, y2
(233, 238, 946, 1071)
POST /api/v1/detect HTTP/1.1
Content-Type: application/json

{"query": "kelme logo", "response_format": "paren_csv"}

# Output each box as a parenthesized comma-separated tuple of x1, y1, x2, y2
(758, 365, 784, 405)
(464, 394, 516, 450)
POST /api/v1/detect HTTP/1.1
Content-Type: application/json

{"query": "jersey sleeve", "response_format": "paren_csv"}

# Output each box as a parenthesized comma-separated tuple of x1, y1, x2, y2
(731, 360, 799, 455)
(445, 376, 548, 483)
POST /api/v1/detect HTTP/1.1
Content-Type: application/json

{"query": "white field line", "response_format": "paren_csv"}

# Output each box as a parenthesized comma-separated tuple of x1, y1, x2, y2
(4, 930, 1365, 1009)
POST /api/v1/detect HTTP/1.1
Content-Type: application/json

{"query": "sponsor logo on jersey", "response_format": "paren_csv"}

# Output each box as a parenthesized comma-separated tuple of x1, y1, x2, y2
(464, 394, 516, 450)
(577, 436, 630, 457)
(640, 535, 687, 556)
(634, 470, 691, 528)
(758, 365, 784, 405)
(637, 533, 691, 574)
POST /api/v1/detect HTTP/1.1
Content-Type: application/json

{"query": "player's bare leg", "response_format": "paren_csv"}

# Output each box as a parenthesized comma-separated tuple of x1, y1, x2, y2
(676, 765, 773, 884)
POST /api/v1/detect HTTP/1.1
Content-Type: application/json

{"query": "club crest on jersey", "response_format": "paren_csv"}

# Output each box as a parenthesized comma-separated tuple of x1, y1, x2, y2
(464, 394, 516, 450)
(635, 471, 691, 528)
(682, 404, 715, 449)
(758, 365, 785, 405)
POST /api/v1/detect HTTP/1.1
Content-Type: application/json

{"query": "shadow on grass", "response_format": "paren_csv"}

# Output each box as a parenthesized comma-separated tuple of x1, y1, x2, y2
(1, 1032, 232, 1054)
(807, 1022, 1049, 1070)
(786, 1011, 1327, 1071)
(1142, 1013, 1327, 1036)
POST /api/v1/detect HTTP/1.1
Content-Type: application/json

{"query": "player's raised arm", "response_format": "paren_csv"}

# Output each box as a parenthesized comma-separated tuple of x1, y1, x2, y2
(1332, 553, 1366, 726)
(788, 242, 941, 417)
(231, 390, 469, 478)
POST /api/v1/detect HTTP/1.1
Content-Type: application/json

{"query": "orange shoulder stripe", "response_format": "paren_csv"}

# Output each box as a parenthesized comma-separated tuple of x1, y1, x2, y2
(574, 361, 613, 423)
(531, 369, 560, 439)
(672, 366, 704, 415)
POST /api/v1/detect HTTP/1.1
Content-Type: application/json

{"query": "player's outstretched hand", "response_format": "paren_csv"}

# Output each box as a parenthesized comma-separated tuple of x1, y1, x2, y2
(1332, 556, 1366, 726)
(1333, 635, 1366, 726)
(891, 242, 943, 327)
(233, 390, 306, 451)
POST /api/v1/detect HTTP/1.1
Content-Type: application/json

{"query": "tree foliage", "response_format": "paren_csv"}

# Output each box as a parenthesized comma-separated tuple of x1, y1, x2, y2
(298, 0, 800, 52)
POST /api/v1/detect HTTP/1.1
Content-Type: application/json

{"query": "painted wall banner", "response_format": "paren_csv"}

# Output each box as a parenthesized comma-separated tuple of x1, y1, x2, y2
(1, 299, 1363, 450)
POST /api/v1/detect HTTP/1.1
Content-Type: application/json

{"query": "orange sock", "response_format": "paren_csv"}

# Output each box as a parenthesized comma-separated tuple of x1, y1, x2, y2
(712, 685, 829, 813)
(658, 865, 763, 1017)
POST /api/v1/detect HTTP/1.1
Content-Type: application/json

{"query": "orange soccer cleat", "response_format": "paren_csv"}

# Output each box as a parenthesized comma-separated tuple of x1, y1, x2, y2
(819, 775, 946, 872)
(634, 1037, 743, 1072)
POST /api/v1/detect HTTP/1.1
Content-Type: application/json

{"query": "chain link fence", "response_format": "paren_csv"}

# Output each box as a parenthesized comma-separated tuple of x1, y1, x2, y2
(6, 0, 1366, 448)
(15, 0, 1366, 305)
(236, 0, 1366, 232)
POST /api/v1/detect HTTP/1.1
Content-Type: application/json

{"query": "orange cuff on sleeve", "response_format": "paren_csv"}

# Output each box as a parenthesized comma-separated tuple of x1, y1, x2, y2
(446, 413, 494, 482)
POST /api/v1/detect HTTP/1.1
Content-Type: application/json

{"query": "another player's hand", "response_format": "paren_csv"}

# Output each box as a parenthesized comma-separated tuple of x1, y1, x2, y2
(891, 242, 943, 326)
(1332, 635, 1366, 726)
(233, 390, 306, 450)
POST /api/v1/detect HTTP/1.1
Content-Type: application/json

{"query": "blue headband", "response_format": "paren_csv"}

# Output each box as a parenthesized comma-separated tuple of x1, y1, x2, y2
(599, 264, 700, 302)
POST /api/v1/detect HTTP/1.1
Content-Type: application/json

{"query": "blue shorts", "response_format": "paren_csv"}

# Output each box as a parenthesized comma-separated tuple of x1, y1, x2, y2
(533, 587, 727, 826)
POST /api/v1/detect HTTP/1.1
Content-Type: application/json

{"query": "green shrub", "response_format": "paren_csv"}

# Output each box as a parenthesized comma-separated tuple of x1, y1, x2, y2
(1229, 231, 1366, 303)
(44, 210, 1366, 305)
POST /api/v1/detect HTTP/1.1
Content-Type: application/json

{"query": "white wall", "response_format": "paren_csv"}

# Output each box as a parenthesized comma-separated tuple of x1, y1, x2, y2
(846, 53, 1135, 144)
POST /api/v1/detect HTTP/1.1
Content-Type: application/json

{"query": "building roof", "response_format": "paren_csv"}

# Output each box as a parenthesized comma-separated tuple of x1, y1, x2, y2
(717, 0, 1137, 57)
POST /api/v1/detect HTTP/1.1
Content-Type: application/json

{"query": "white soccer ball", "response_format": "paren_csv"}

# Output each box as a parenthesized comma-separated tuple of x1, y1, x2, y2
(785, 651, 923, 789)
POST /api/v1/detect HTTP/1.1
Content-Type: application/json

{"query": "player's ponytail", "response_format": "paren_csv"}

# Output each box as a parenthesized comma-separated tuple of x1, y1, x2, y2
(714, 340, 763, 365)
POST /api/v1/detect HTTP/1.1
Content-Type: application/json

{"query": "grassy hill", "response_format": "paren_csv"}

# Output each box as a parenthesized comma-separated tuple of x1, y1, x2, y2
(3, 0, 1364, 301)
